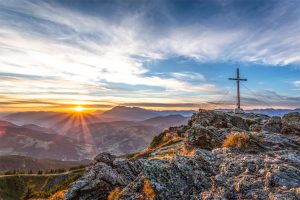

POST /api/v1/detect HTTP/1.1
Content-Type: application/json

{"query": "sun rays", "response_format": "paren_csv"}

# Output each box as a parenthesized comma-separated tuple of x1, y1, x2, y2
(44, 107, 101, 157)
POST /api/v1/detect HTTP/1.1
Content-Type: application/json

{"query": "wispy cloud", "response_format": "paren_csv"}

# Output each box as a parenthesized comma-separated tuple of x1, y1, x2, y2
(1, 0, 300, 110)
(172, 72, 206, 82)
(293, 81, 300, 87)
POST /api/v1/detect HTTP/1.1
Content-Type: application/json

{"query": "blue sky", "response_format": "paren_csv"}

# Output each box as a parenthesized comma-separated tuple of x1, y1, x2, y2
(0, 0, 300, 111)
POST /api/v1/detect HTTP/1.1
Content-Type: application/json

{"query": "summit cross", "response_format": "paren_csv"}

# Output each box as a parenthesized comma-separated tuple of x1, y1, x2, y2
(228, 67, 247, 113)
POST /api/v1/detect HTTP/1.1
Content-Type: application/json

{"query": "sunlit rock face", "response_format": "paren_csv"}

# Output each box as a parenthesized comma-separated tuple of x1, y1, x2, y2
(65, 110, 300, 200)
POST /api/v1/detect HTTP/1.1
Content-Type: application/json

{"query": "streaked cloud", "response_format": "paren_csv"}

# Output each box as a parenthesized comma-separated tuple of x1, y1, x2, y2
(172, 72, 206, 82)
(293, 81, 300, 87)
(0, 0, 300, 111)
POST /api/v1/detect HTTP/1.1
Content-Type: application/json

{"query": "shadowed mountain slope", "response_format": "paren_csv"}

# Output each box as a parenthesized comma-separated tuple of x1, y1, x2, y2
(66, 115, 189, 155)
(0, 155, 91, 172)
(0, 121, 93, 160)
(65, 110, 300, 200)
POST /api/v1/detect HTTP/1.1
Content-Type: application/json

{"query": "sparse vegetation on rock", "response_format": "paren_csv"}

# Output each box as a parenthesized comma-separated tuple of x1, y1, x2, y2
(108, 187, 122, 200)
(222, 132, 250, 148)
(143, 178, 155, 199)
(64, 110, 300, 200)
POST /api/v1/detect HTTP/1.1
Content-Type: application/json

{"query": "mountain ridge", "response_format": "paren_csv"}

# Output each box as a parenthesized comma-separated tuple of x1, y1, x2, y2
(0, 155, 91, 172)
(64, 110, 300, 200)
(0, 114, 188, 160)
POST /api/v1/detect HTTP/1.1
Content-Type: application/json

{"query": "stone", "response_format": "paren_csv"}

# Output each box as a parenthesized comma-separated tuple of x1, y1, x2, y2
(262, 116, 282, 133)
(189, 110, 249, 130)
(266, 165, 300, 188)
(282, 112, 300, 135)
(184, 125, 225, 150)
(64, 110, 300, 200)
(94, 152, 116, 165)
(65, 157, 141, 200)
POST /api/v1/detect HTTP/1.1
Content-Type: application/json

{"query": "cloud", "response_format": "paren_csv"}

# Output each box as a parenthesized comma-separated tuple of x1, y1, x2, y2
(122, 102, 200, 108)
(293, 81, 300, 87)
(0, 0, 218, 94)
(1, 0, 300, 110)
(172, 72, 205, 82)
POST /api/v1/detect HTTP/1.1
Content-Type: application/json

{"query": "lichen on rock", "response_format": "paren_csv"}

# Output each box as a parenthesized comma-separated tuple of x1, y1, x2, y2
(65, 110, 300, 200)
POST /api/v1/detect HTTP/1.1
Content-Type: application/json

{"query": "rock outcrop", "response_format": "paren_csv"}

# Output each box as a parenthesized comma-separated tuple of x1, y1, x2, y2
(65, 110, 300, 200)
(281, 112, 300, 135)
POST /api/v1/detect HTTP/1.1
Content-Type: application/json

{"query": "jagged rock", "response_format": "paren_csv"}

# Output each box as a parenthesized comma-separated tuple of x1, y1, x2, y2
(262, 116, 282, 133)
(65, 158, 141, 200)
(184, 125, 224, 150)
(94, 152, 116, 165)
(266, 165, 300, 188)
(261, 133, 300, 151)
(239, 112, 270, 122)
(65, 110, 300, 200)
(139, 154, 215, 199)
(249, 123, 262, 132)
(268, 192, 300, 200)
(282, 112, 300, 135)
(118, 174, 146, 200)
(282, 112, 300, 125)
(210, 147, 300, 199)
(189, 110, 249, 130)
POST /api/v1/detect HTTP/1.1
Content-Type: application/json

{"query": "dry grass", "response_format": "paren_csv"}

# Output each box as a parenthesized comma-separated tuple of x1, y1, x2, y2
(130, 136, 183, 160)
(158, 137, 183, 149)
(222, 132, 250, 149)
(129, 148, 156, 159)
(150, 132, 182, 149)
(107, 187, 122, 200)
(143, 179, 155, 200)
(49, 190, 67, 200)
(30, 190, 67, 200)
(180, 146, 197, 157)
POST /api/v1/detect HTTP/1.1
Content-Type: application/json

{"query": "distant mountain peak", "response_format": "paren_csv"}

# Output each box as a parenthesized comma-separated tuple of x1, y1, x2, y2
(101, 106, 159, 122)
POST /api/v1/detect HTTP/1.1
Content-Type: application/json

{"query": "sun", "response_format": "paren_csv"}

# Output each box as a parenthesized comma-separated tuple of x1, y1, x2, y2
(74, 105, 85, 112)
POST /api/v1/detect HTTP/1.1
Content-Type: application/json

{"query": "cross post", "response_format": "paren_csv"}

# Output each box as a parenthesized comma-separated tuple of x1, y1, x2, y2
(228, 68, 247, 112)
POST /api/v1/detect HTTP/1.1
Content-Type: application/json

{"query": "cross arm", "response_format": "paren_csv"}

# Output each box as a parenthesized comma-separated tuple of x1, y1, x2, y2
(228, 78, 247, 81)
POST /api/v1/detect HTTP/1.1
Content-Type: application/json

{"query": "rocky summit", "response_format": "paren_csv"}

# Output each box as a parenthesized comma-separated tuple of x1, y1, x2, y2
(65, 110, 300, 200)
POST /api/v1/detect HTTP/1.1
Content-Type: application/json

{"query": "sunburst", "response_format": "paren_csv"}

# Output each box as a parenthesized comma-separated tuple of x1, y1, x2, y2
(74, 105, 85, 112)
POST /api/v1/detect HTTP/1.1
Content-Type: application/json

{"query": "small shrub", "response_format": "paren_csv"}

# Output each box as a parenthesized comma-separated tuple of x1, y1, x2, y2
(149, 132, 166, 149)
(49, 190, 67, 200)
(21, 184, 35, 200)
(143, 179, 155, 199)
(222, 132, 250, 149)
(107, 187, 122, 200)
(4, 171, 12, 175)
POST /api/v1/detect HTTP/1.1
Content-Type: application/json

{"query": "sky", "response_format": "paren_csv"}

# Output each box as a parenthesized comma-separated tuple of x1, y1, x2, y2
(0, 0, 300, 112)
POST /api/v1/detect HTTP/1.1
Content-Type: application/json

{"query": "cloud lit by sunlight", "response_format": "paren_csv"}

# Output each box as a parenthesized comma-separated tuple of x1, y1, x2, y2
(0, 0, 300, 111)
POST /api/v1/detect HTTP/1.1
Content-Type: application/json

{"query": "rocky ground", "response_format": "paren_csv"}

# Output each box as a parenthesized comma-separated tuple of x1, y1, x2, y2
(64, 110, 300, 200)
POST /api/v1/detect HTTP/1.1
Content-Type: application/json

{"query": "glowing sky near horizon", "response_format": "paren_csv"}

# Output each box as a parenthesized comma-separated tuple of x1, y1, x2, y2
(0, 0, 300, 112)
